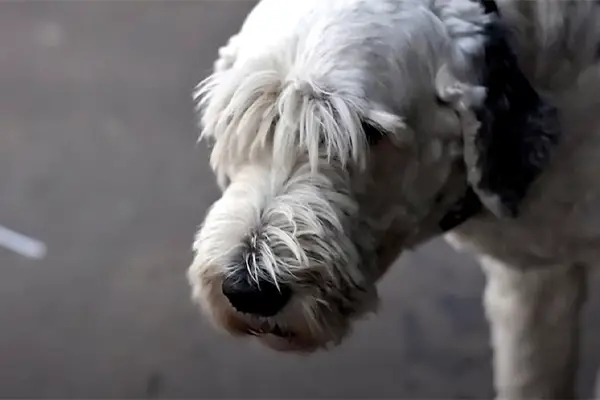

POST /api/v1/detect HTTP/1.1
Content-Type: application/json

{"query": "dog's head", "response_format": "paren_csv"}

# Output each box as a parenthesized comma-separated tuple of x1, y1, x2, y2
(187, 0, 559, 352)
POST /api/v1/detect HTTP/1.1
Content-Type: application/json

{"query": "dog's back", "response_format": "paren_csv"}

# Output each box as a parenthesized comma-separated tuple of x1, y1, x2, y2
(498, 0, 600, 94)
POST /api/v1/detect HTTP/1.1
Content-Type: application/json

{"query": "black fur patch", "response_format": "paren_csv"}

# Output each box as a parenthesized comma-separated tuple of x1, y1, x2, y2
(438, 188, 483, 232)
(471, 10, 562, 217)
(363, 121, 385, 146)
(478, 0, 498, 14)
(438, 0, 562, 231)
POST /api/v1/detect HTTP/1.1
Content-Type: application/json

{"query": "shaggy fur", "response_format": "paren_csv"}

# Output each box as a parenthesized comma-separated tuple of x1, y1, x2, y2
(188, 0, 600, 397)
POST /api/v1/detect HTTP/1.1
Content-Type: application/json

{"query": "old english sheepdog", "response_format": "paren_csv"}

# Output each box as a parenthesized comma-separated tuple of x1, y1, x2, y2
(188, 0, 600, 397)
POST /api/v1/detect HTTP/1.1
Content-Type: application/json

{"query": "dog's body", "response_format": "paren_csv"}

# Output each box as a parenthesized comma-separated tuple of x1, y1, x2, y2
(189, 0, 600, 398)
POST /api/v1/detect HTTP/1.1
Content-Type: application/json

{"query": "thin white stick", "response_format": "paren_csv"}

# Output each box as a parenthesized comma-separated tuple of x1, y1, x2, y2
(0, 224, 47, 260)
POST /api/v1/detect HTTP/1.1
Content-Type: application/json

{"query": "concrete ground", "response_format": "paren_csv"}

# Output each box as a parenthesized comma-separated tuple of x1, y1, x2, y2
(0, 1, 598, 398)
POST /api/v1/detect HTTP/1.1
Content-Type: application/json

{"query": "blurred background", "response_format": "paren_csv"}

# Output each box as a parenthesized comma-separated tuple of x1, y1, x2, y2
(0, 1, 599, 398)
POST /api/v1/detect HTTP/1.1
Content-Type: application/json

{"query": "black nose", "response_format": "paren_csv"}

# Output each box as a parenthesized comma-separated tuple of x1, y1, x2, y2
(222, 274, 291, 317)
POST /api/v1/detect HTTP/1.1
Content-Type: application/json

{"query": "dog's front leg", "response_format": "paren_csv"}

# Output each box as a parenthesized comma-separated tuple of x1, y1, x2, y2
(480, 256, 587, 399)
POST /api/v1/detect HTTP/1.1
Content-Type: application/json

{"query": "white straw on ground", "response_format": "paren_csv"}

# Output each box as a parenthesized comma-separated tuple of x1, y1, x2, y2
(0, 224, 47, 260)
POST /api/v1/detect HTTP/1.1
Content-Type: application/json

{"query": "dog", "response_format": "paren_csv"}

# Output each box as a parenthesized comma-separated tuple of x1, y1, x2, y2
(187, 0, 600, 398)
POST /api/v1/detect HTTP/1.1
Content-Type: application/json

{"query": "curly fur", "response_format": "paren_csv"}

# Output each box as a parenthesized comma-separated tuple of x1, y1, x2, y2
(188, 0, 600, 397)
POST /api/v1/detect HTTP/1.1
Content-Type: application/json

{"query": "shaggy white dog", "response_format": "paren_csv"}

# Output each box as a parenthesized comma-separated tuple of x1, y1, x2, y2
(188, 0, 600, 398)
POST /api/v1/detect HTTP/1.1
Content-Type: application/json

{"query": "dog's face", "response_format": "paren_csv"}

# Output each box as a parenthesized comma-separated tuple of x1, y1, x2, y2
(188, 0, 490, 353)
(190, 156, 378, 353)
(188, 98, 468, 353)
(190, 148, 414, 352)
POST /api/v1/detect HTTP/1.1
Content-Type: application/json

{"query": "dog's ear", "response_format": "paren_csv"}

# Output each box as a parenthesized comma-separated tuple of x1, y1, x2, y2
(436, 16, 562, 218)
(468, 16, 562, 217)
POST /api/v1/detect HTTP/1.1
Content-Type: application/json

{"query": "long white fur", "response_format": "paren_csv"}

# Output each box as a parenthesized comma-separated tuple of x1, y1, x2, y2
(193, 0, 488, 187)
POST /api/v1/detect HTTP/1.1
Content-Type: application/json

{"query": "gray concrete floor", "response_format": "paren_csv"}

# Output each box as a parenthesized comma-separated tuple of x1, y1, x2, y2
(0, 1, 598, 398)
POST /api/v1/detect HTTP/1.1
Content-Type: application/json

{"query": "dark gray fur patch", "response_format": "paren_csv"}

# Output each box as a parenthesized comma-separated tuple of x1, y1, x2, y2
(438, 187, 482, 232)
(362, 121, 385, 146)
(438, 0, 562, 230)
(470, 11, 562, 217)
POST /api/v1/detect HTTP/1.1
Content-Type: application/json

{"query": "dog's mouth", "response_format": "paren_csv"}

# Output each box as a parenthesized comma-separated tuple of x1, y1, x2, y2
(247, 323, 296, 339)
(269, 324, 296, 338)
(244, 321, 323, 352)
